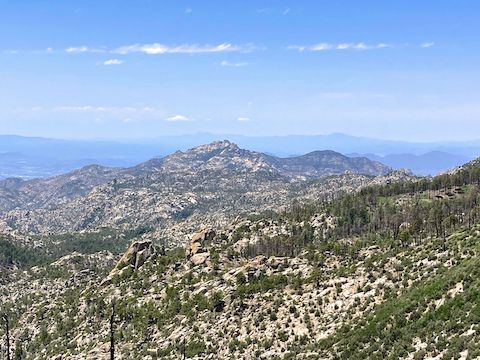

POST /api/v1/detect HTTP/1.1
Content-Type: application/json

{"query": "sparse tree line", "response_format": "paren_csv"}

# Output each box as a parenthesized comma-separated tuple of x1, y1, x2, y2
(239, 164, 480, 258)
(320, 164, 480, 243)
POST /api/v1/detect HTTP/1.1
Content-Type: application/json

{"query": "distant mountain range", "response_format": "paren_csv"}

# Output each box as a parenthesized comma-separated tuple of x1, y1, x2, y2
(1, 133, 479, 178)
(348, 151, 473, 176)
(0, 141, 402, 238)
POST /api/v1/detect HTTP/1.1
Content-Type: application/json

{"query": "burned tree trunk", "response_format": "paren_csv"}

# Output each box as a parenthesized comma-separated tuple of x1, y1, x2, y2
(110, 302, 115, 360)
(3, 314, 10, 360)
(182, 337, 186, 360)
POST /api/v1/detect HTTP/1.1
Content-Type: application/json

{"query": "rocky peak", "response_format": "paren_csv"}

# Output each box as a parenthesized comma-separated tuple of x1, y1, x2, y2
(182, 140, 242, 160)
(197, 140, 239, 152)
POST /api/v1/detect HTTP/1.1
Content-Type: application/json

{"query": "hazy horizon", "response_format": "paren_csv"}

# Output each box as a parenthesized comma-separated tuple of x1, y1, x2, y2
(2, 131, 480, 145)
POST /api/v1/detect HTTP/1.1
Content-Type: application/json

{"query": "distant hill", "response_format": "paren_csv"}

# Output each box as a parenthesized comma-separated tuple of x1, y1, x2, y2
(349, 151, 473, 176)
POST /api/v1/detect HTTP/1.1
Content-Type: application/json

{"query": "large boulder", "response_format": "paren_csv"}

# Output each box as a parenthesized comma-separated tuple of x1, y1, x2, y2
(119, 240, 155, 270)
(103, 240, 155, 284)
(186, 228, 215, 266)
(187, 228, 216, 257)
(190, 227, 216, 244)
(190, 252, 210, 266)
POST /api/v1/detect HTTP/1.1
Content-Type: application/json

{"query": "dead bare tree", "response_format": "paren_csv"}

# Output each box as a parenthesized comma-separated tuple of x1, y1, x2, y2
(110, 301, 115, 360)
(182, 337, 186, 360)
(3, 314, 9, 360)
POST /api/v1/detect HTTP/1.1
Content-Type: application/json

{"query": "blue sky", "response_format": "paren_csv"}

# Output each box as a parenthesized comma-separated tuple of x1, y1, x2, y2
(0, 0, 479, 141)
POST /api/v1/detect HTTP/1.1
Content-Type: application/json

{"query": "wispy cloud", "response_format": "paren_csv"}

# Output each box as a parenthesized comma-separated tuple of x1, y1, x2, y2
(185, 7, 192, 14)
(5, 44, 255, 56)
(166, 114, 192, 122)
(315, 92, 391, 100)
(65, 46, 105, 54)
(112, 43, 255, 55)
(103, 59, 123, 65)
(288, 42, 391, 52)
(220, 60, 248, 67)
(289, 42, 435, 52)
(237, 117, 251, 122)
(421, 42, 435, 48)
(2, 49, 20, 54)
(256, 8, 271, 14)
(53, 106, 155, 113)
(257, 7, 291, 16)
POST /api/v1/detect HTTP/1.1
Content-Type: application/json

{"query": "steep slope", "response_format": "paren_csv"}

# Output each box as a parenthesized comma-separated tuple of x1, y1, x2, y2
(0, 165, 122, 213)
(460, 156, 480, 170)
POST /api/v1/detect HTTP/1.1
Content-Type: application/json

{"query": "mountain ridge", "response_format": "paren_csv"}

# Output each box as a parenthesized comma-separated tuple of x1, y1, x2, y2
(1, 133, 479, 179)
(0, 141, 400, 239)
(0, 141, 391, 213)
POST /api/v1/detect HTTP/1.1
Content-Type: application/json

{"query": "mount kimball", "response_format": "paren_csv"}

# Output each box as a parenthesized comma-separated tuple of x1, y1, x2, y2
(0, 141, 398, 241)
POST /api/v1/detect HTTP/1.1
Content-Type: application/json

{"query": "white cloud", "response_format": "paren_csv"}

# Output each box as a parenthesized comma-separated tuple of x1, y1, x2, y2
(185, 7, 192, 14)
(112, 43, 255, 55)
(103, 59, 123, 65)
(65, 46, 105, 54)
(289, 42, 392, 52)
(166, 115, 191, 122)
(421, 42, 435, 48)
(311, 43, 333, 51)
(237, 117, 251, 122)
(336, 43, 370, 50)
(220, 60, 248, 67)
(65, 46, 87, 53)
